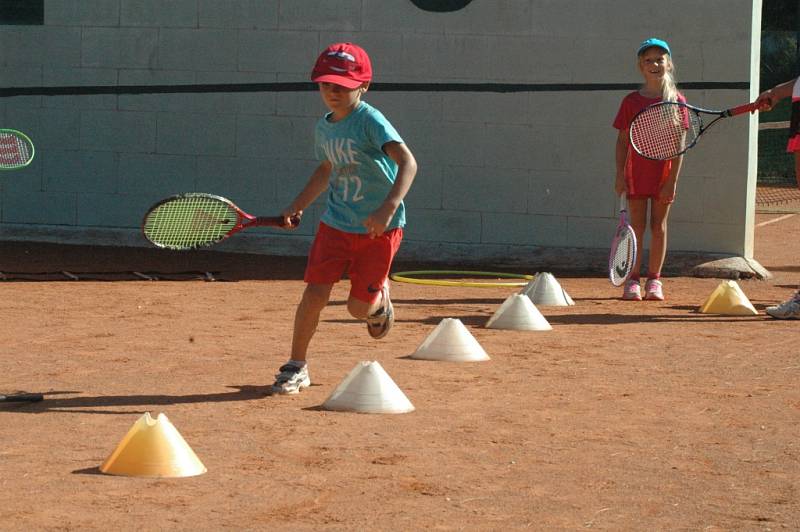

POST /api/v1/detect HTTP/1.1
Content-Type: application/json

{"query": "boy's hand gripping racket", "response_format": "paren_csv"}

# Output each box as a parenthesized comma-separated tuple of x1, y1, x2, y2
(142, 193, 299, 250)
(629, 101, 760, 160)
(608, 194, 637, 286)
(0, 129, 35, 170)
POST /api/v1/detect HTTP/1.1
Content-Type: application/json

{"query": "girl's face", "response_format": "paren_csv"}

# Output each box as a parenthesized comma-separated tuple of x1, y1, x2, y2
(638, 47, 672, 83)
(318, 82, 367, 119)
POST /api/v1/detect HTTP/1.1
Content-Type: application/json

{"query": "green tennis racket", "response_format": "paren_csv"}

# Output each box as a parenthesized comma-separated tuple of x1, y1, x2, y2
(0, 129, 35, 170)
(142, 193, 299, 250)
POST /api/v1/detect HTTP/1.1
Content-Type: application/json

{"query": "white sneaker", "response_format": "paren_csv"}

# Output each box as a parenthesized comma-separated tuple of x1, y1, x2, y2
(270, 363, 310, 394)
(366, 283, 394, 339)
(644, 279, 664, 301)
(622, 279, 642, 301)
(766, 291, 800, 320)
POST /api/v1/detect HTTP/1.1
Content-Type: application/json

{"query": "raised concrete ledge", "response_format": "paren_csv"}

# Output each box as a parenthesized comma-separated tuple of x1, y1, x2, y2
(0, 224, 771, 280)
(691, 256, 772, 280)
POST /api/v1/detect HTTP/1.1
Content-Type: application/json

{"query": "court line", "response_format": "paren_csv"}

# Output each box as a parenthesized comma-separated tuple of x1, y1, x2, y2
(756, 213, 796, 227)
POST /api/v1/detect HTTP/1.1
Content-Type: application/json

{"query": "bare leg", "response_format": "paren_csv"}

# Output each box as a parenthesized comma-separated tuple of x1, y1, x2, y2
(346, 291, 383, 321)
(290, 283, 334, 362)
(647, 200, 672, 277)
(627, 198, 649, 278)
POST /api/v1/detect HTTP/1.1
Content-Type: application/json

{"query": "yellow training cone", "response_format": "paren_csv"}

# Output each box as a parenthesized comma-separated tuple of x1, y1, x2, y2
(699, 280, 758, 316)
(100, 412, 207, 478)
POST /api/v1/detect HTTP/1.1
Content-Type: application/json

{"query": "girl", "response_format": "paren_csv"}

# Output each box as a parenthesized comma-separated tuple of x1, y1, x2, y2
(756, 77, 800, 319)
(612, 38, 685, 301)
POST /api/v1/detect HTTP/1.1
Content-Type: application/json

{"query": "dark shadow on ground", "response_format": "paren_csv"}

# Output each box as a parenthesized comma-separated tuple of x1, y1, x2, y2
(0, 385, 273, 414)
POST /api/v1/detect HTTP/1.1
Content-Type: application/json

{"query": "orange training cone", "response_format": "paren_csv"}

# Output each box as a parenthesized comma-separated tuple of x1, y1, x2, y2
(99, 412, 207, 478)
(698, 280, 758, 316)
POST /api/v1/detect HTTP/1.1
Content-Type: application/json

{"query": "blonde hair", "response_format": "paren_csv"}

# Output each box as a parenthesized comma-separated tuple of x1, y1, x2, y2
(661, 56, 678, 102)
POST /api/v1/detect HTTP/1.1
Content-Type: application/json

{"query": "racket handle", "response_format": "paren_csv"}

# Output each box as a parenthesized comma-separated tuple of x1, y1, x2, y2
(726, 102, 760, 116)
(0, 393, 44, 403)
(252, 215, 300, 228)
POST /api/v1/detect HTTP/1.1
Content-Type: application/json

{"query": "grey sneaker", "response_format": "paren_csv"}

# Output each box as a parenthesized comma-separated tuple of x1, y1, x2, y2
(366, 283, 394, 339)
(766, 291, 800, 320)
(270, 363, 310, 395)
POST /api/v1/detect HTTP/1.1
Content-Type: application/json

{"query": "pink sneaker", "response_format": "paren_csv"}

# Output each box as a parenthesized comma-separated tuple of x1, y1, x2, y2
(644, 279, 664, 301)
(623, 279, 642, 301)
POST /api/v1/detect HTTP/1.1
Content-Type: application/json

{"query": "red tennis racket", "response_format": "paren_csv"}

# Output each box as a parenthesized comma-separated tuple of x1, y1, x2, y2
(142, 193, 299, 250)
(629, 101, 760, 160)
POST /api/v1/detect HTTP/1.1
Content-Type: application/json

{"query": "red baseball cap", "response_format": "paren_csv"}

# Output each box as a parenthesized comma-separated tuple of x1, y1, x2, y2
(311, 42, 372, 89)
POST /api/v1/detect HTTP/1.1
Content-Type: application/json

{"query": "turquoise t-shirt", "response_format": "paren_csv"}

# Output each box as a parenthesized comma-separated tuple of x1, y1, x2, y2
(315, 101, 405, 234)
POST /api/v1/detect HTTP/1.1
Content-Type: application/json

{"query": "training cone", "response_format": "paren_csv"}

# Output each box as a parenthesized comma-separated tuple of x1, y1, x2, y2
(410, 318, 490, 362)
(99, 412, 207, 478)
(322, 361, 414, 414)
(486, 294, 552, 331)
(519, 272, 575, 306)
(699, 280, 758, 316)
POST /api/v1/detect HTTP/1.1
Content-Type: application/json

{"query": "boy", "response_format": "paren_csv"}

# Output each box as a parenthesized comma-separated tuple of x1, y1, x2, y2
(271, 43, 417, 394)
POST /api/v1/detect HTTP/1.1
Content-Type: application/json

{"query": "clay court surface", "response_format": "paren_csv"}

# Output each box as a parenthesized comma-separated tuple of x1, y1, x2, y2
(1, 211, 798, 530)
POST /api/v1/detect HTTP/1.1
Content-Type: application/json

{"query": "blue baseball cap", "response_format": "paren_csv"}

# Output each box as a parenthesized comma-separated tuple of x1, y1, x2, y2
(637, 38, 671, 56)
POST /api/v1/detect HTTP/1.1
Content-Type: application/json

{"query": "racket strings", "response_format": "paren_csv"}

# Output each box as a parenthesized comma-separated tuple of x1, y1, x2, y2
(609, 227, 636, 286)
(0, 133, 32, 168)
(143, 196, 237, 249)
(630, 104, 701, 160)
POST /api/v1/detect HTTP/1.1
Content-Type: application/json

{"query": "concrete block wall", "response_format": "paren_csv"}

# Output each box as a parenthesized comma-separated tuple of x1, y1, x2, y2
(0, 0, 761, 263)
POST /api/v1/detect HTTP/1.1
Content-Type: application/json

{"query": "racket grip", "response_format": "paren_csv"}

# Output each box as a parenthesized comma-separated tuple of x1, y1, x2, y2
(727, 102, 760, 116)
(251, 215, 300, 228)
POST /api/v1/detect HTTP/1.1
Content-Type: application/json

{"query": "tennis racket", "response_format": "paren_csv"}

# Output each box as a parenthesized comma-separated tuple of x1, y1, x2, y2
(608, 194, 637, 286)
(142, 193, 299, 250)
(0, 129, 35, 170)
(629, 101, 760, 160)
(0, 392, 44, 403)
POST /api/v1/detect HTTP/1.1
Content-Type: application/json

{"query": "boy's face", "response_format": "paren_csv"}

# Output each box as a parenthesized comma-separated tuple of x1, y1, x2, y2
(318, 82, 367, 115)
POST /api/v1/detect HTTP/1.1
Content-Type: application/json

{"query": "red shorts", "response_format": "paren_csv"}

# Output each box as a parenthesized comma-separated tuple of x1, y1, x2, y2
(626, 150, 672, 200)
(787, 134, 800, 153)
(304, 222, 403, 303)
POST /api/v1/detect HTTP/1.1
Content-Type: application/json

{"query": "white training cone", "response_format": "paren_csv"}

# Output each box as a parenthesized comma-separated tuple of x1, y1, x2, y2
(519, 272, 575, 306)
(410, 318, 490, 362)
(485, 294, 552, 331)
(699, 280, 758, 316)
(99, 412, 207, 478)
(322, 361, 414, 414)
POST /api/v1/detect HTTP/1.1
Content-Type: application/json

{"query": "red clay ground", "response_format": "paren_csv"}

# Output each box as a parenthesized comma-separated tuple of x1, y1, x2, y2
(1, 212, 798, 530)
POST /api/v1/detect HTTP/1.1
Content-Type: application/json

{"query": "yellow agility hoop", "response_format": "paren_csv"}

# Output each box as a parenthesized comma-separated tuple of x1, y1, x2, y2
(390, 270, 534, 288)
